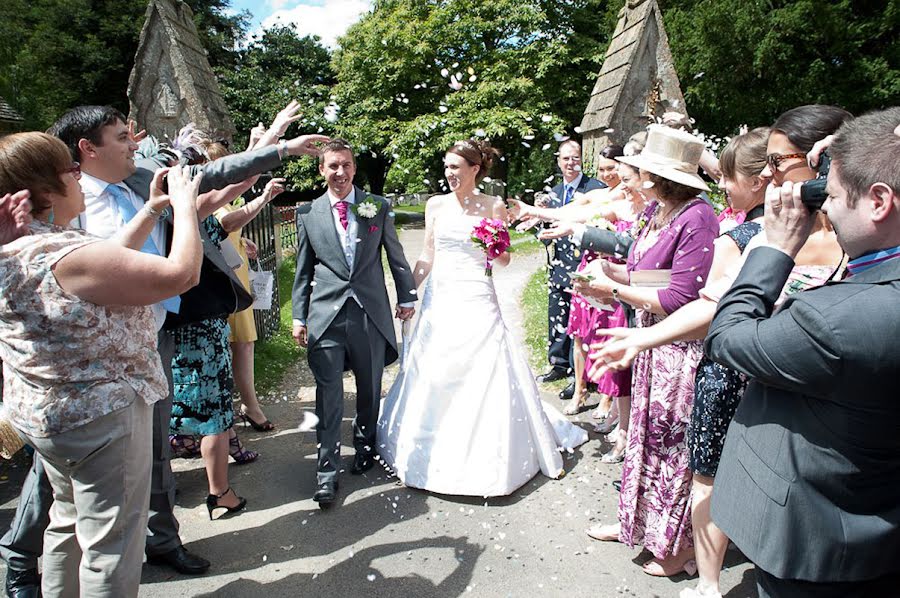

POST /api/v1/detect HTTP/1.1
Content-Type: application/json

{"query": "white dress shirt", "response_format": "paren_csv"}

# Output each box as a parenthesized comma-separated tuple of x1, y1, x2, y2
(78, 172, 168, 331)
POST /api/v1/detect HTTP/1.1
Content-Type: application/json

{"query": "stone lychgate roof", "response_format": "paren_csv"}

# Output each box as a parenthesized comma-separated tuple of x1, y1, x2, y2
(0, 97, 24, 124)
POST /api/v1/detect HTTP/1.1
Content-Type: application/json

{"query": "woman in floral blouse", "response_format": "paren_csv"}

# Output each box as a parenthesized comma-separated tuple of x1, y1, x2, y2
(0, 132, 202, 597)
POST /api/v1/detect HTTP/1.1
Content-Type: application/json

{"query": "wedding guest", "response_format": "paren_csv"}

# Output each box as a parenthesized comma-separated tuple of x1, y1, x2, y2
(705, 107, 900, 597)
(0, 107, 326, 593)
(573, 125, 718, 576)
(534, 140, 605, 388)
(0, 132, 202, 597)
(590, 106, 852, 597)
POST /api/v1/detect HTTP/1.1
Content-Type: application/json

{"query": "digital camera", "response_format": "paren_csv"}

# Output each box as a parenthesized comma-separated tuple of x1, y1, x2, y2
(799, 151, 831, 211)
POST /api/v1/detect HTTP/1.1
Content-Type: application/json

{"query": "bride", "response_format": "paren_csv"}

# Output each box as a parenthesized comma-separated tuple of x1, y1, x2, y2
(377, 138, 588, 497)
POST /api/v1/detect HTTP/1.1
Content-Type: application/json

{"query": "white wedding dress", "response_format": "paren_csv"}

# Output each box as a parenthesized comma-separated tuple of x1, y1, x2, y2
(377, 212, 588, 497)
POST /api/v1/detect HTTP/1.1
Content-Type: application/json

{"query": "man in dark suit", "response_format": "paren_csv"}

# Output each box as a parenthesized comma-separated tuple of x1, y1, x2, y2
(292, 139, 416, 508)
(536, 140, 605, 391)
(1, 106, 326, 593)
(705, 107, 900, 597)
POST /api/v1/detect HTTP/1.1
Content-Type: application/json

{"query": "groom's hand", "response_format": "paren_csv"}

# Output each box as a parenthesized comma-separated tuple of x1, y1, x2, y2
(395, 306, 415, 321)
(292, 323, 308, 347)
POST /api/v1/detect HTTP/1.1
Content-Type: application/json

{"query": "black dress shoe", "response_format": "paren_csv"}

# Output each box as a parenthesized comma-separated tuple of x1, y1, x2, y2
(5, 567, 40, 598)
(559, 381, 576, 400)
(612, 479, 622, 492)
(351, 452, 375, 475)
(536, 368, 568, 383)
(313, 481, 338, 508)
(146, 545, 211, 575)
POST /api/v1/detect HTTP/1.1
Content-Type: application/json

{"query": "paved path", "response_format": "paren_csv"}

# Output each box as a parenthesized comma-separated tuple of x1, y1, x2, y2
(0, 228, 755, 598)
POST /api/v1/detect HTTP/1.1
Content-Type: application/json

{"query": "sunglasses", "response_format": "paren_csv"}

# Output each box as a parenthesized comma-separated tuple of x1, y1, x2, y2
(765, 152, 806, 172)
(61, 162, 81, 180)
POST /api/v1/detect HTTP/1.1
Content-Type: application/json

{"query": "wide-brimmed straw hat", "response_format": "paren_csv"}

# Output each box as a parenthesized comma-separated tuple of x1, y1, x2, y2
(617, 124, 710, 192)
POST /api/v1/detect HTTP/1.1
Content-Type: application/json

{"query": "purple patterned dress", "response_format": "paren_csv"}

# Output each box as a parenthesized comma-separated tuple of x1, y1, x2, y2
(617, 200, 718, 560)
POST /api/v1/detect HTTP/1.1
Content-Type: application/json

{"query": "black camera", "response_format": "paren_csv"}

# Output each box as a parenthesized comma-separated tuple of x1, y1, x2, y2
(799, 151, 831, 211)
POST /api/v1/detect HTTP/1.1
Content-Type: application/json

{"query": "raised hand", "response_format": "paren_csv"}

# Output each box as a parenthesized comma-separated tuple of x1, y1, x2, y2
(269, 100, 304, 139)
(537, 221, 575, 240)
(161, 165, 203, 214)
(127, 119, 147, 143)
(507, 198, 530, 222)
(284, 134, 331, 157)
(0, 190, 32, 244)
(262, 177, 287, 201)
(248, 122, 266, 150)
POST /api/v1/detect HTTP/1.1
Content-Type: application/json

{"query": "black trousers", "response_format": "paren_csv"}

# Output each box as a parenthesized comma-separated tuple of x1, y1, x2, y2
(756, 567, 900, 598)
(547, 282, 573, 373)
(307, 300, 386, 486)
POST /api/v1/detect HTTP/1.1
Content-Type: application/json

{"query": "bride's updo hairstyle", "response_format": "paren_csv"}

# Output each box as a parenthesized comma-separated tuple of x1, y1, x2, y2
(447, 138, 501, 184)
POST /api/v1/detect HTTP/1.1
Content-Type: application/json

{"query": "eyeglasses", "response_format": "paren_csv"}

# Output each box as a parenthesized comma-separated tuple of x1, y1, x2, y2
(61, 162, 81, 180)
(765, 152, 806, 172)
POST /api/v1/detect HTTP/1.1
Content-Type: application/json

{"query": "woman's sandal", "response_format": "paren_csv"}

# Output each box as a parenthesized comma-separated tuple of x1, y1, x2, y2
(679, 587, 722, 598)
(586, 523, 621, 542)
(238, 411, 276, 432)
(206, 487, 247, 520)
(563, 391, 590, 416)
(229, 433, 259, 465)
(642, 556, 697, 578)
(169, 434, 201, 459)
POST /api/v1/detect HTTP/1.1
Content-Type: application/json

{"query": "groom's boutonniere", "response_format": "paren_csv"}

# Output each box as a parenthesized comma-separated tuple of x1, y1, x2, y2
(352, 196, 380, 220)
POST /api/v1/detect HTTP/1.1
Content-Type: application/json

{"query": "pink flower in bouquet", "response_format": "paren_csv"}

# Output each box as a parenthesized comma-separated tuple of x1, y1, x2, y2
(471, 217, 512, 276)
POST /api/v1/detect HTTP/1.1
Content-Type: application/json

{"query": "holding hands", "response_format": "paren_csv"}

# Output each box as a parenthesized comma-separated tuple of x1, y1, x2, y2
(395, 305, 415, 321)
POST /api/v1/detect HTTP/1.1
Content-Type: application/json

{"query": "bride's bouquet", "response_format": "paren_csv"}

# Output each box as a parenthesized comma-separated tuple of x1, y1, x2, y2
(471, 218, 512, 277)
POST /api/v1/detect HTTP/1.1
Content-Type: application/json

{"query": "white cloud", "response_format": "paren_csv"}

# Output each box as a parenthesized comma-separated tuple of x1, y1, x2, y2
(260, 0, 372, 49)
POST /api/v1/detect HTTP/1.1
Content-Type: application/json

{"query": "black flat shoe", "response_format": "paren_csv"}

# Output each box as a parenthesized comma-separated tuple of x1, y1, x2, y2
(146, 545, 211, 575)
(206, 487, 247, 520)
(5, 567, 40, 598)
(559, 381, 576, 400)
(313, 481, 338, 508)
(536, 368, 569, 383)
(351, 452, 375, 475)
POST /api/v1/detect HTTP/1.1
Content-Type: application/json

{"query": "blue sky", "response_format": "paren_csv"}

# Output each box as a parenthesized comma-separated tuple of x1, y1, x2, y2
(228, 0, 372, 48)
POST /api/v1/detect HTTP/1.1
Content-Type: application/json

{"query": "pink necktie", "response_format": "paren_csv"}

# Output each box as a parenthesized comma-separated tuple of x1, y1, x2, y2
(335, 201, 349, 230)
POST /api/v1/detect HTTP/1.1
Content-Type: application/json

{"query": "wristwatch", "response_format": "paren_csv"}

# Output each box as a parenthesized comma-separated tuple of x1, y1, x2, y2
(611, 285, 620, 301)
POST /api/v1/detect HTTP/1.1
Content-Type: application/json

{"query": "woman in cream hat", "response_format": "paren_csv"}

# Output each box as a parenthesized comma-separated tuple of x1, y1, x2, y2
(573, 124, 719, 577)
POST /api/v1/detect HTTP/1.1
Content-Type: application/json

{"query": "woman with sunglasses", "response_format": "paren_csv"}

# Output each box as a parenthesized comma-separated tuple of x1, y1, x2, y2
(589, 105, 850, 597)
(0, 132, 202, 597)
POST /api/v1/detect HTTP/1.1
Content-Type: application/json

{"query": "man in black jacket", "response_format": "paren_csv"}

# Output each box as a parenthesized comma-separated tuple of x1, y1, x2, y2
(705, 107, 900, 597)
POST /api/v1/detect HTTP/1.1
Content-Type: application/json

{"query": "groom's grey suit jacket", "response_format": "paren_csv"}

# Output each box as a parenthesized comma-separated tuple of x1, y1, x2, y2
(705, 246, 900, 582)
(292, 187, 416, 365)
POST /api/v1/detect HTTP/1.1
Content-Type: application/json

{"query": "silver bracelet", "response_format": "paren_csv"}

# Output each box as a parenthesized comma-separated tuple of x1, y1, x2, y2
(277, 140, 288, 160)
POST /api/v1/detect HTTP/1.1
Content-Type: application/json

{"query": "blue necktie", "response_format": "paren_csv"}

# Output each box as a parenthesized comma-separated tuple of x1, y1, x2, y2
(563, 185, 574, 205)
(106, 184, 181, 314)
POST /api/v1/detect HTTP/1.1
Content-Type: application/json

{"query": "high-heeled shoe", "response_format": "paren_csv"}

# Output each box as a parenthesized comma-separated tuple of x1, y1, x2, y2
(229, 433, 259, 465)
(238, 411, 275, 432)
(206, 487, 247, 520)
(593, 416, 619, 435)
(563, 390, 590, 416)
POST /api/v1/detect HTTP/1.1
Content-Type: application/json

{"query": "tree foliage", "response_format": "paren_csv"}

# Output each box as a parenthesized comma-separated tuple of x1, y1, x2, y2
(217, 25, 336, 193)
(660, 0, 899, 135)
(331, 0, 616, 196)
(0, 0, 248, 130)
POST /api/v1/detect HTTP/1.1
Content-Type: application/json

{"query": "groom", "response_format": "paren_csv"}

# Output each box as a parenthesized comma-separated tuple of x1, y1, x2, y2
(292, 139, 417, 507)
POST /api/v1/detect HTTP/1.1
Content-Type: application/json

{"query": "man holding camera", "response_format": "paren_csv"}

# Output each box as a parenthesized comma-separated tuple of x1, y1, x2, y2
(705, 107, 900, 596)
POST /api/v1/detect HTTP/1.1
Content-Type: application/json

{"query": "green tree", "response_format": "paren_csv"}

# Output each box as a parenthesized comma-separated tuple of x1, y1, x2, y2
(332, 0, 616, 196)
(217, 24, 336, 193)
(0, 0, 248, 130)
(660, 0, 899, 136)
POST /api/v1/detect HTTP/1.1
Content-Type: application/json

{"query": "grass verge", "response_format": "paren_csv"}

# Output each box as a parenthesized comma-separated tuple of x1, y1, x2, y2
(521, 265, 550, 370)
(254, 258, 305, 395)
